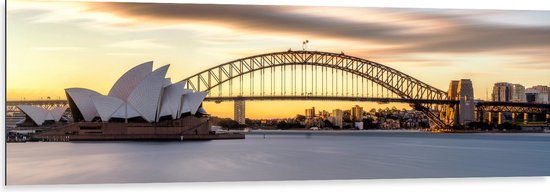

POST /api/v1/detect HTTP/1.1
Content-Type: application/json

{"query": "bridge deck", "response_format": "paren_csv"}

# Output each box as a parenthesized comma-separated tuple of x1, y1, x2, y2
(203, 96, 458, 104)
(476, 101, 550, 108)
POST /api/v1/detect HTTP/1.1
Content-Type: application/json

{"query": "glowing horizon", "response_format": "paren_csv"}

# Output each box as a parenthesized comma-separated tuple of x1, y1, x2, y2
(7, 0, 550, 119)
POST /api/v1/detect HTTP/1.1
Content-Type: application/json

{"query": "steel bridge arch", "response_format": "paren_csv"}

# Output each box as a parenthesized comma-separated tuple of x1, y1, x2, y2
(183, 50, 451, 127)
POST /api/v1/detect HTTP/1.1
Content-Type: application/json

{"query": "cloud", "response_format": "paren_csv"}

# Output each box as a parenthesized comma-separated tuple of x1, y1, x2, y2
(84, 3, 550, 54)
(504, 59, 550, 70)
(8, 0, 136, 32)
(105, 52, 140, 56)
(461, 71, 497, 77)
(32, 46, 86, 51)
(397, 25, 550, 53)
(85, 3, 414, 42)
(106, 39, 171, 49)
(14, 1, 550, 56)
(11, 1, 550, 71)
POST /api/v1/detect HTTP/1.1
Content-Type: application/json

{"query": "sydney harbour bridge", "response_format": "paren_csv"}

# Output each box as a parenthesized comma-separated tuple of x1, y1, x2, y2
(6, 50, 550, 130)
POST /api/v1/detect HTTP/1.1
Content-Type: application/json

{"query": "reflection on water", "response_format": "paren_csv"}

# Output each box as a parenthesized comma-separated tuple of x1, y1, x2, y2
(7, 132, 550, 185)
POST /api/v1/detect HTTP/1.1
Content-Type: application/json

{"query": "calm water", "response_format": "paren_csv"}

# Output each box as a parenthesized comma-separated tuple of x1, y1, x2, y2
(7, 132, 550, 185)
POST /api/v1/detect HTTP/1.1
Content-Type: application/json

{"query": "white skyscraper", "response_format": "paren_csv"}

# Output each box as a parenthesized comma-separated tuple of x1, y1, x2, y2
(510, 84, 526, 103)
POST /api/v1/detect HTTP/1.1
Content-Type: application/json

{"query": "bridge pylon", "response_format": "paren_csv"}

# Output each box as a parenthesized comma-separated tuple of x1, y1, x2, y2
(445, 79, 475, 127)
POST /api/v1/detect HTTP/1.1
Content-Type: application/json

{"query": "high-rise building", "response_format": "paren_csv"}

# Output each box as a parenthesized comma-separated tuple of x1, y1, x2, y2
(234, 100, 246, 124)
(537, 93, 549, 104)
(531, 85, 550, 93)
(528, 85, 550, 104)
(305, 107, 315, 119)
(492, 82, 510, 102)
(526, 90, 538, 103)
(332, 109, 343, 129)
(351, 105, 363, 122)
(343, 110, 351, 122)
(319, 110, 330, 119)
(491, 82, 526, 102)
(510, 84, 526, 102)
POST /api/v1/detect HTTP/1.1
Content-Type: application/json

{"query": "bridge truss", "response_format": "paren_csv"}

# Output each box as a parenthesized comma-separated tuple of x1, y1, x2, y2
(183, 50, 453, 128)
(476, 102, 550, 114)
(6, 100, 69, 113)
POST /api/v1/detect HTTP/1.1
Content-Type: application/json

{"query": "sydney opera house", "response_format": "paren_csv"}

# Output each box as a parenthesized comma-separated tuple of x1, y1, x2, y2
(18, 62, 242, 141)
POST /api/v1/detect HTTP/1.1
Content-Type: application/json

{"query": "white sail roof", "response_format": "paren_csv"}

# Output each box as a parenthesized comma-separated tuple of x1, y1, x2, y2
(45, 112, 55, 121)
(17, 105, 67, 126)
(197, 107, 207, 115)
(62, 61, 208, 123)
(111, 103, 141, 119)
(178, 89, 195, 116)
(65, 88, 101, 121)
(50, 106, 68, 121)
(163, 78, 172, 87)
(17, 105, 49, 126)
(108, 61, 153, 101)
(91, 95, 125, 122)
(126, 104, 141, 118)
(127, 65, 170, 122)
(183, 92, 208, 115)
(159, 80, 186, 120)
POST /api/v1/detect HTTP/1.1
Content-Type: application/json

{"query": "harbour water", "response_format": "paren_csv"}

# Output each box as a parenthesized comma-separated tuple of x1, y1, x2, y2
(7, 132, 550, 185)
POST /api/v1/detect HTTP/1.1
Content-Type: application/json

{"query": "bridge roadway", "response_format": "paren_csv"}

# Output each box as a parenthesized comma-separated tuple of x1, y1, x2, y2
(6, 100, 68, 105)
(476, 101, 550, 108)
(6, 97, 458, 105)
(204, 96, 458, 104)
(6, 100, 69, 113)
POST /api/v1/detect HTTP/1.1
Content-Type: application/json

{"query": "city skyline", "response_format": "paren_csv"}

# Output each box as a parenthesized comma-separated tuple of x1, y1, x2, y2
(7, 0, 550, 119)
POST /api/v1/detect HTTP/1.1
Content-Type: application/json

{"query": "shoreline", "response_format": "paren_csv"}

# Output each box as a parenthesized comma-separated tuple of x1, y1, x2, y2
(245, 129, 424, 134)
(230, 129, 550, 136)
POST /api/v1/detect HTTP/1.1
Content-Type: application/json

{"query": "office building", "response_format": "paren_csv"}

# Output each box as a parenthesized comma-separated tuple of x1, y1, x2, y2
(510, 84, 526, 102)
(492, 82, 510, 102)
(319, 110, 330, 119)
(351, 105, 363, 122)
(527, 85, 550, 104)
(332, 109, 343, 129)
(305, 107, 316, 119)
(491, 82, 526, 103)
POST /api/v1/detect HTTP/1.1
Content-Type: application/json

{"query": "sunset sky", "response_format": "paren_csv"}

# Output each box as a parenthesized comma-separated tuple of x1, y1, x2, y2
(6, 0, 550, 118)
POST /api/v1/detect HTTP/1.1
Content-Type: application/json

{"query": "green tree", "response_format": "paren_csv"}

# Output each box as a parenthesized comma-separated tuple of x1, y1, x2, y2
(295, 114, 306, 122)
(496, 122, 521, 131)
(370, 108, 376, 113)
(391, 106, 398, 113)
(218, 119, 245, 130)
(323, 120, 334, 128)
(276, 121, 288, 129)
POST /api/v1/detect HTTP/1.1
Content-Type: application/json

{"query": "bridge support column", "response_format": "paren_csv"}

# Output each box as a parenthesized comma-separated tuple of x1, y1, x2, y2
(458, 79, 474, 125)
(234, 99, 246, 125)
(524, 113, 528, 125)
(478, 110, 484, 123)
(511, 113, 516, 123)
(546, 113, 550, 123)
(497, 112, 504, 125)
(487, 112, 493, 124)
(454, 105, 460, 125)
